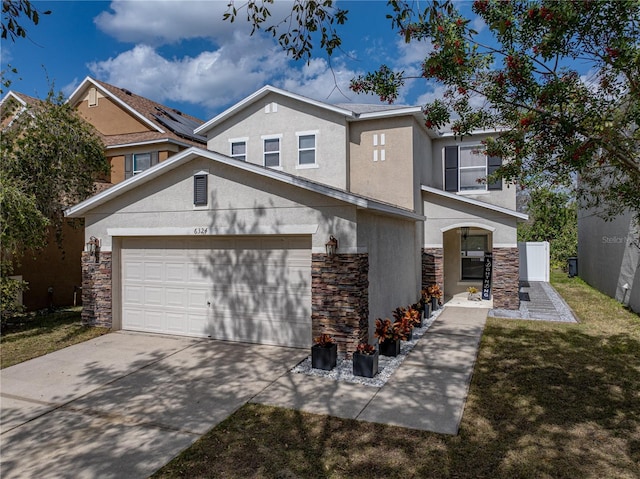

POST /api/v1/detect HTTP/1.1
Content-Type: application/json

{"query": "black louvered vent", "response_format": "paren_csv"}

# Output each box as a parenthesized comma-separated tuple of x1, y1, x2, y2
(194, 174, 208, 206)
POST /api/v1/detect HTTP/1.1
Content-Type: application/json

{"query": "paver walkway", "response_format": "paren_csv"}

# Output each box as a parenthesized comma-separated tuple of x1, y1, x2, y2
(489, 281, 578, 322)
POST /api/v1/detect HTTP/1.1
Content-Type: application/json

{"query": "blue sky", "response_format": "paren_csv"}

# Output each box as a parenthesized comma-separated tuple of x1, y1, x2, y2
(1, 0, 464, 121)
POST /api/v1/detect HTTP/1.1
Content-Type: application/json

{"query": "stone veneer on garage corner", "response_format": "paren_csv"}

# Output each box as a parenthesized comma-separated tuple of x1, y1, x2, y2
(422, 247, 444, 291)
(81, 251, 112, 328)
(311, 253, 369, 357)
(491, 247, 520, 310)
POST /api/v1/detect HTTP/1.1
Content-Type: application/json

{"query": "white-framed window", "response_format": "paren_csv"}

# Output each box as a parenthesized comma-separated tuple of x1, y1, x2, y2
(461, 233, 488, 280)
(444, 145, 501, 192)
(296, 131, 317, 166)
(133, 153, 151, 175)
(262, 135, 282, 168)
(229, 138, 247, 161)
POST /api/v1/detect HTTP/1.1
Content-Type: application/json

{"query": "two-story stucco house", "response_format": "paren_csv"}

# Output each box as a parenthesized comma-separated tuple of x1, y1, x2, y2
(67, 85, 526, 355)
(1, 77, 206, 311)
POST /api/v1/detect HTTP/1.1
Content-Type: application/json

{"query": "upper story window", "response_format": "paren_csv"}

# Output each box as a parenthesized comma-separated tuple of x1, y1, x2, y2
(124, 152, 158, 179)
(263, 136, 281, 168)
(133, 153, 151, 175)
(230, 139, 247, 161)
(297, 132, 316, 166)
(444, 145, 501, 192)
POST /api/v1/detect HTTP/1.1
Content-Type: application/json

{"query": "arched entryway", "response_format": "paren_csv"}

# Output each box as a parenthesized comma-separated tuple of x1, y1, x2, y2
(442, 224, 494, 302)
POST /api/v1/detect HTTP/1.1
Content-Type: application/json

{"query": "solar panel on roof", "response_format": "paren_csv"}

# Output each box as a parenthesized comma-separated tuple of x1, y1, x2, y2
(153, 107, 206, 144)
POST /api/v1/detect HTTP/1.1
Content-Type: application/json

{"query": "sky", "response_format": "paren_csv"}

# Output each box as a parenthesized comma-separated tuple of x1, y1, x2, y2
(0, 0, 466, 121)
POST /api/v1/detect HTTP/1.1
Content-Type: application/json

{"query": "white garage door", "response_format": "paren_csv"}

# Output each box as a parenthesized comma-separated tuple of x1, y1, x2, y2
(121, 236, 312, 348)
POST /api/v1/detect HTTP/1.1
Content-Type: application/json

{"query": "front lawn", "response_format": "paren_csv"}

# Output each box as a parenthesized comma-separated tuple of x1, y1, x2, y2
(0, 308, 110, 369)
(153, 272, 640, 478)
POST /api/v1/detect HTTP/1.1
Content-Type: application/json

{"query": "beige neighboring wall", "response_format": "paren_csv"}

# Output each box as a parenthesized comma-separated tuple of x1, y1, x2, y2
(75, 88, 151, 135)
(205, 92, 349, 190)
(349, 117, 417, 210)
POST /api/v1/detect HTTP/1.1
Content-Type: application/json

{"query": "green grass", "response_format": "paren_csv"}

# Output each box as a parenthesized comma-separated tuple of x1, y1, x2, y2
(0, 308, 110, 368)
(153, 272, 640, 478)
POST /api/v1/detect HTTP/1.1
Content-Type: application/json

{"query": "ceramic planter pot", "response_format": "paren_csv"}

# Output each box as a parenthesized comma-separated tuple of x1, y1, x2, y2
(379, 338, 400, 357)
(431, 296, 439, 312)
(424, 302, 432, 318)
(311, 343, 337, 370)
(353, 351, 379, 378)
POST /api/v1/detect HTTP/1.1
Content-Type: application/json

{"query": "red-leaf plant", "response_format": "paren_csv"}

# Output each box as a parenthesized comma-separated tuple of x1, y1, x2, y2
(355, 343, 376, 355)
(314, 333, 335, 348)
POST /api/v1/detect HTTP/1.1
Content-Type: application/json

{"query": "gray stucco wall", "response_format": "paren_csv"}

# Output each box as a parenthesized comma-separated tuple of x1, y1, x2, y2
(83, 157, 360, 253)
(357, 211, 421, 343)
(578, 209, 640, 312)
(422, 194, 519, 247)
(204, 92, 348, 190)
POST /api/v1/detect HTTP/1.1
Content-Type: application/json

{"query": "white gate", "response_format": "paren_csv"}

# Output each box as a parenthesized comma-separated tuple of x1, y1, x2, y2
(518, 241, 550, 282)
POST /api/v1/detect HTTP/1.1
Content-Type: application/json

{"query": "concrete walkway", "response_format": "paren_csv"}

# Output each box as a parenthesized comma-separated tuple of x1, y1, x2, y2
(253, 306, 488, 435)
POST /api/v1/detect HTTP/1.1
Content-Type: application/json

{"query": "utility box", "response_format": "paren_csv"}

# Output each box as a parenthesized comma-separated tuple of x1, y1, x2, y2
(568, 257, 578, 278)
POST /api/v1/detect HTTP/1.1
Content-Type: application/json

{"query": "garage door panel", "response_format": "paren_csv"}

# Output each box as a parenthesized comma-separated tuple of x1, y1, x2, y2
(165, 288, 187, 307)
(144, 286, 164, 306)
(121, 236, 311, 347)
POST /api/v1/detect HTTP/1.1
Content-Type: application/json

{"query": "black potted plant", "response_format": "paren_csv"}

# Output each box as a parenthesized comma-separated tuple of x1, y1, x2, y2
(421, 289, 432, 318)
(374, 318, 402, 356)
(427, 284, 443, 311)
(352, 343, 379, 378)
(311, 333, 337, 370)
(392, 309, 414, 342)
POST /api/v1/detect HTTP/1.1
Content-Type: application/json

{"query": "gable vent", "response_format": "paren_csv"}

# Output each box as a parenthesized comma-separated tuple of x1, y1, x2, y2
(194, 174, 208, 206)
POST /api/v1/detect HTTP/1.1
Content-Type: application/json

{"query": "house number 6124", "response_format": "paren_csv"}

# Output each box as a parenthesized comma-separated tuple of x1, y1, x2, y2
(193, 227, 208, 235)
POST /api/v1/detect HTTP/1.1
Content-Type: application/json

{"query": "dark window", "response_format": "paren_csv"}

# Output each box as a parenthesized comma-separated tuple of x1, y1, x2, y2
(487, 156, 502, 190)
(444, 146, 459, 192)
(194, 174, 208, 206)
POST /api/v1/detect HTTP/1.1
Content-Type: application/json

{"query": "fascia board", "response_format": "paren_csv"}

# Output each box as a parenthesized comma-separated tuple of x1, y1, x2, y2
(195, 85, 355, 135)
(66, 146, 423, 223)
(0, 91, 27, 108)
(356, 106, 424, 120)
(66, 77, 165, 134)
(105, 138, 194, 150)
(422, 185, 528, 221)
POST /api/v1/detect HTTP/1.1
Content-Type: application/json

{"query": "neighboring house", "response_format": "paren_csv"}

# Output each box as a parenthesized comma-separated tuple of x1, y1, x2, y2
(67, 85, 526, 355)
(0, 77, 206, 311)
(578, 208, 640, 312)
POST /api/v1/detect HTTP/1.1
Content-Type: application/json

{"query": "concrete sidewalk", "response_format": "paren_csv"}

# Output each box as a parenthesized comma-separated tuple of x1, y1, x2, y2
(253, 306, 488, 435)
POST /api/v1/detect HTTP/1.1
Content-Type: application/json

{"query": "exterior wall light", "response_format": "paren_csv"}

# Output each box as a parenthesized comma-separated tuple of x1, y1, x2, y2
(86, 236, 101, 261)
(325, 235, 338, 256)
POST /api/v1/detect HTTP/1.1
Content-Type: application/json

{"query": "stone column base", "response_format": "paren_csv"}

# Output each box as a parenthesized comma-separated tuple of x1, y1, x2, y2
(81, 251, 112, 328)
(492, 247, 520, 310)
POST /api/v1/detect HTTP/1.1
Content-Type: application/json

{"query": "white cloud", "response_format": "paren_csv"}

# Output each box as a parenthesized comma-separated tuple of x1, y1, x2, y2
(88, 31, 291, 115)
(94, 0, 295, 45)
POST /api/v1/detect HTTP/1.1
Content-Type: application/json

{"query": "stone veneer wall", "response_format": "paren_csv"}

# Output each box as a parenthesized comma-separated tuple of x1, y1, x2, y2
(422, 247, 444, 291)
(311, 253, 369, 357)
(81, 251, 112, 327)
(492, 247, 520, 310)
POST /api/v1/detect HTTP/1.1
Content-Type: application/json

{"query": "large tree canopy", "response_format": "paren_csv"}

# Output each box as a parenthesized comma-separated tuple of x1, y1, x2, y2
(228, 0, 640, 222)
(0, 91, 108, 314)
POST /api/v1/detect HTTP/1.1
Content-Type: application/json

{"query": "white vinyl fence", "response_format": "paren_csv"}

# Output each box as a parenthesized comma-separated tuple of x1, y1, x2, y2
(518, 241, 550, 282)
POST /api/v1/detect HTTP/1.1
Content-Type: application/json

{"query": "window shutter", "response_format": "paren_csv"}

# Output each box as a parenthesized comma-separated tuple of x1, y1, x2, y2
(124, 154, 133, 180)
(487, 156, 502, 190)
(150, 151, 159, 167)
(444, 146, 459, 192)
(194, 174, 208, 206)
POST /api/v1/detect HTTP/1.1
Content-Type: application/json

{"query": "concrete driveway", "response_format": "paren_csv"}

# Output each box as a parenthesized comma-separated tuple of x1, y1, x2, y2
(0, 332, 307, 479)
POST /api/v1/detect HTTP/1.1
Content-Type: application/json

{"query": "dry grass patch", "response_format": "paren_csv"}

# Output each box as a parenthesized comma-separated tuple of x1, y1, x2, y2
(153, 272, 640, 478)
(1, 308, 109, 368)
